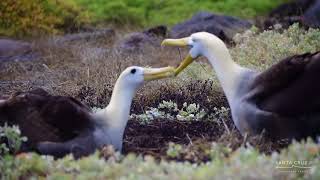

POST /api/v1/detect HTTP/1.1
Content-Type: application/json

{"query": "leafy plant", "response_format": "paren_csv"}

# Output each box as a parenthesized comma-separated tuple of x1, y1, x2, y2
(232, 24, 320, 70)
(0, 124, 27, 155)
(75, 0, 288, 27)
(166, 142, 183, 158)
(0, 140, 319, 179)
(131, 100, 216, 124)
(210, 107, 230, 122)
(209, 142, 232, 160)
(0, 0, 289, 37)
(177, 102, 207, 121)
(0, 0, 60, 37)
(0, 0, 89, 37)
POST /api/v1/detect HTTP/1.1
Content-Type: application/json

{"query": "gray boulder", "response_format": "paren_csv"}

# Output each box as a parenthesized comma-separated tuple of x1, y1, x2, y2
(0, 39, 38, 62)
(269, 0, 315, 18)
(169, 12, 252, 42)
(303, 0, 320, 28)
(264, 0, 320, 29)
(117, 25, 167, 52)
(54, 28, 115, 45)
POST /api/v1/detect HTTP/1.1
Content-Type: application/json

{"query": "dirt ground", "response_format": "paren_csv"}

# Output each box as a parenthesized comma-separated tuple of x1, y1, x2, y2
(0, 36, 291, 162)
(122, 118, 291, 162)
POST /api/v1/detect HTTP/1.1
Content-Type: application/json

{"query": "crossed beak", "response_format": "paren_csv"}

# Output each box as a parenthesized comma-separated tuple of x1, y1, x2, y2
(143, 66, 175, 81)
(161, 37, 196, 76)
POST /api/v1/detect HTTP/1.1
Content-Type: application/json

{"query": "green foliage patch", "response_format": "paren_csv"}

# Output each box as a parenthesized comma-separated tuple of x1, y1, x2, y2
(0, 0, 89, 37)
(0, 124, 27, 155)
(231, 24, 320, 69)
(75, 0, 288, 26)
(131, 100, 230, 124)
(0, 140, 319, 179)
(1, 0, 288, 37)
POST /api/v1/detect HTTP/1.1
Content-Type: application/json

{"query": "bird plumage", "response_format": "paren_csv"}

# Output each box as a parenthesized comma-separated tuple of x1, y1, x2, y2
(0, 88, 95, 156)
(0, 66, 175, 158)
(251, 52, 320, 116)
(162, 32, 320, 140)
(247, 52, 320, 139)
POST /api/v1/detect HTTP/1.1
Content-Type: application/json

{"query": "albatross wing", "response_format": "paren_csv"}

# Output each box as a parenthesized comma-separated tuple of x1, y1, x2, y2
(0, 88, 94, 152)
(251, 52, 320, 116)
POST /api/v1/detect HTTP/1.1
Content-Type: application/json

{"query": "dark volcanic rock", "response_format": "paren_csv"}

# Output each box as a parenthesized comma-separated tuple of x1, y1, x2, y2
(303, 0, 320, 28)
(0, 29, 115, 64)
(55, 28, 115, 45)
(269, 0, 315, 18)
(117, 25, 167, 52)
(169, 12, 252, 42)
(0, 39, 38, 62)
(264, 0, 320, 29)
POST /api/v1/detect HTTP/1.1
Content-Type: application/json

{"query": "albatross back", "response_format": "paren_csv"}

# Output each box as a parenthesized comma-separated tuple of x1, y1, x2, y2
(251, 52, 320, 115)
(247, 52, 320, 139)
(0, 88, 95, 152)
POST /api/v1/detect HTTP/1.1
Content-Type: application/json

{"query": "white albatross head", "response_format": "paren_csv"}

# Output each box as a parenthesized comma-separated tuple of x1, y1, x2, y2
(115, 66, 175, 91)
(100, 65, 175, 122)
(94, 66, 175, 151)
(161, 32, 230, 75)
(161, 32, 250, 110)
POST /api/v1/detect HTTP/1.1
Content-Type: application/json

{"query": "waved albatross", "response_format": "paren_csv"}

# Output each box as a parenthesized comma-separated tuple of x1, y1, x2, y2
(0, 66, 174, 158)
(162, 32, 320, 140)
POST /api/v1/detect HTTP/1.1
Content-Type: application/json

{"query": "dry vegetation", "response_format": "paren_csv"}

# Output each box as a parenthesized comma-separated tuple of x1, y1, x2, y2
(1, 24, 320, 179)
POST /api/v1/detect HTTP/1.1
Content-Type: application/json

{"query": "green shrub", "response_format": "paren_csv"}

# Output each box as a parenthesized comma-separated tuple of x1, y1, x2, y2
(0, 124, 27, 155)
(0, 140, 319, 179)
(0, 0, 61, 37)
(44, 0, 91, 32)
(0, 0, 289, 36)
(232, 24, 320, 70)
(145, 0, 288, 26)
(0, 21, 319, 180)
(0, 0, 89, 37)
(131, 100, 215, 124)
(166, 142, 183, 158)
(98, 1, 145, 26)
(75, 0, 288, 27)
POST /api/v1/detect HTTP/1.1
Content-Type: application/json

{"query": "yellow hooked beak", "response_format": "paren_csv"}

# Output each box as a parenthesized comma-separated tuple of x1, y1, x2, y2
(161, 37, 196, 76)
(143, 66, 175, 81)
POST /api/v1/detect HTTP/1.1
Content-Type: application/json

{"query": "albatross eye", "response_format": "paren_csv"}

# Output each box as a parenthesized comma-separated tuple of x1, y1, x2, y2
(130, 68, 136, 74)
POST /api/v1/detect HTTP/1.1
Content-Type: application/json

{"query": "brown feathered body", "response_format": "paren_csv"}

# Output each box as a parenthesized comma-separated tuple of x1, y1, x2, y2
(243, 52, 320, 139)
(0, 88, 95, 156)
(163, 32, 320, 141)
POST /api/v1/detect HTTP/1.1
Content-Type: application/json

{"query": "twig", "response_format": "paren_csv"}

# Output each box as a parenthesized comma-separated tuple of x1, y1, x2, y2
(186, 133, 193, 145)
(220, 118, 231, 134)
(199, 61, 209, 75)
(242, 132, 248, 146)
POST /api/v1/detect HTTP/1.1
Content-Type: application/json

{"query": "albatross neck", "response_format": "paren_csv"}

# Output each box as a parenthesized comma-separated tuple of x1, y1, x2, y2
(104, 80, 137, 129)
(204, 45, 246, 105)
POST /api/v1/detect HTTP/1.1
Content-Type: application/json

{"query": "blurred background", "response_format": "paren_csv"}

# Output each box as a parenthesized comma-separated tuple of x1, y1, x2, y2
(2, 0, 318, 38)
(0, 0, 319, 91)
(0, 0, 319, 97)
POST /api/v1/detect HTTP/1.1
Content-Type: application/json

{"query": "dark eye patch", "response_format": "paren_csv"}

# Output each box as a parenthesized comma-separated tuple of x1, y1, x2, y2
(131, 68, 136, 74)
